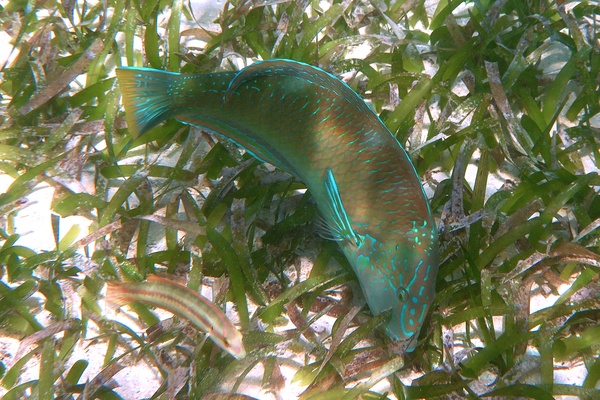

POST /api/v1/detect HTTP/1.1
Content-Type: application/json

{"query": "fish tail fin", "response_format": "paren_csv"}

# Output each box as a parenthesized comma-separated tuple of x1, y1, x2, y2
(116, 67, 181, 137)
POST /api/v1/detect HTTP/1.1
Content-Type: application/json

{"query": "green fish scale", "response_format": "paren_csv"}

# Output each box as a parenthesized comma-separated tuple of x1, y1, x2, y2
(224, 74, 428, 234)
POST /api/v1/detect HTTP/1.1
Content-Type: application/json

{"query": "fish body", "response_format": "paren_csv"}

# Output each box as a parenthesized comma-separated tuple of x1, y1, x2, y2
(117, 59, 438, 351)
(106, 275, 246, 359)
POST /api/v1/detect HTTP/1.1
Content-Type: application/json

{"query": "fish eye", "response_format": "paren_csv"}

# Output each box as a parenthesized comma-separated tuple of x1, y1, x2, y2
(398, 288, 408, 302)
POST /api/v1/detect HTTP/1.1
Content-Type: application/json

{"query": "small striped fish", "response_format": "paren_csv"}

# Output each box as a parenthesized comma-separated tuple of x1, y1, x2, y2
(106, 275, 246, 359)
(116, 59, 438, 352)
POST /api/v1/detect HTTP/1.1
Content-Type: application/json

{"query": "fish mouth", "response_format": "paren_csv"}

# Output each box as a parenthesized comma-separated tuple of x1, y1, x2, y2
(389, 336, 418, 355)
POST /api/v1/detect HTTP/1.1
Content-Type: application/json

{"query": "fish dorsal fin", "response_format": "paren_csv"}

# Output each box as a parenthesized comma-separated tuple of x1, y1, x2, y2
(224, 59, 349, 105)
(225, 60, 312, 102)
(319, 168, 359, 245)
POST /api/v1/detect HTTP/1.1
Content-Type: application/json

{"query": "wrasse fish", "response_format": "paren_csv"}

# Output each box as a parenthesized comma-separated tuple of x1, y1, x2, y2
(106, 275, 246, 359)
(116, 59, 438, 352)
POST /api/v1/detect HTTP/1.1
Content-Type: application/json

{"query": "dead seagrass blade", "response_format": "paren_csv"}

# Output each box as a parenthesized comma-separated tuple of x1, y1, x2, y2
(106, 275, 246, 359)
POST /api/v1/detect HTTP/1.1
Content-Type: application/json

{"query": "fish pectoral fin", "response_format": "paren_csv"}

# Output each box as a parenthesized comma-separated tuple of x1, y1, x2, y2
(319, 168, 359, 245)
(315, 215, 340, 241)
